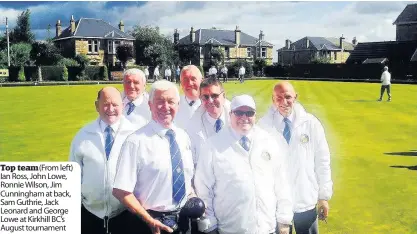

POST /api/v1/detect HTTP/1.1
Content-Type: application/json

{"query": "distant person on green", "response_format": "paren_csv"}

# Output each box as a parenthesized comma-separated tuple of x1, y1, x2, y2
(378, 66, 392, 102)
(69, 87, 136, 234)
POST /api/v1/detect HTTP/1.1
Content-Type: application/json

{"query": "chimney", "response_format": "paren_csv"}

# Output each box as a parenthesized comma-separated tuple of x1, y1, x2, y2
(190, 26, 195, 43)
(352, 36, 357, 47)
(70, 15, 76, 34)
(174, 28, 179, 45)
(118, 20, 124, 32)
(340, 34, 345, 51)
(306, 38, 309, 48)
(56, 20, 62, 37)
(259, 30, 264, 41)
(285, 39, 291, 49)
(235, 25, 241, 46)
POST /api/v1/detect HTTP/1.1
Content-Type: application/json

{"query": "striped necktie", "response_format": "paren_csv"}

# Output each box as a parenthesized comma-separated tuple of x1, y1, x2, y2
(105, 126, 114, 160)
(166, 129, 186, 205)
(189, 100, 195, 106)
(214, 119, 223, 133)
(283, 118, 291, 144)
(240, 136, 250, 152)
(127, 102, 135, 115)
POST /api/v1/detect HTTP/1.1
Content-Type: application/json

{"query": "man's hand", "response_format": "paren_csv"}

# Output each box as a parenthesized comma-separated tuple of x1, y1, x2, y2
(147, 218, 173, 234)
(317, 199, 329, 220)
(277, 223, 290, 234)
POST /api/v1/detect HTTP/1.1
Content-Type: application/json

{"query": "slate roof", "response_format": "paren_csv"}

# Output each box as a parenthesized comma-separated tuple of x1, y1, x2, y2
(178, 29, 273, 47)
(346, 41, 417, 64)
(53, 18, 134, 41)
(393, 4, 417, 25)
(278, 36, 354, 51)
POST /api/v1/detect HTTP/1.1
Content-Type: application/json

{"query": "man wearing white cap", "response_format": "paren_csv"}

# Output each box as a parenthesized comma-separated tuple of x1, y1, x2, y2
(378, 66, 392, 102)
(194, 94, 293, 234)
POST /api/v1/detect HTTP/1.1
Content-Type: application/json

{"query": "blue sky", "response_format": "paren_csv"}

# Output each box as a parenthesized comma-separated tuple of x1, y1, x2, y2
(0, 1, 413, 61)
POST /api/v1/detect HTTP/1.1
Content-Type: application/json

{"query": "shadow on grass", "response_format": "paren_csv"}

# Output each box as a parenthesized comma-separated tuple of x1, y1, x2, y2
(385, 150, 417, 157)
(390, 165, 417, 171)
(349, 100, 380, 103)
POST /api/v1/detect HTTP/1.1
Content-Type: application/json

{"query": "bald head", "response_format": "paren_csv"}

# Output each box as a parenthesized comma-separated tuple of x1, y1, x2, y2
(180, 65, 203, 100)
(272, 81, 297, 117)
(95, 86, 123, 125)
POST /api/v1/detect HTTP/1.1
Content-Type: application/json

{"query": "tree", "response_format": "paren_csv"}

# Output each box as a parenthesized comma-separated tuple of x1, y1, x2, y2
(253, 58, 267, 76)
(209, 48, 224, 67)
(116, 44, 134, 69)
(30, 42, 62, 66)
(10, 9, 35, 44)
(9, 43, 32, 67)
(177, 44, 200, 66)
(131, 25, 176, 67)
(310, 56, 331, 64)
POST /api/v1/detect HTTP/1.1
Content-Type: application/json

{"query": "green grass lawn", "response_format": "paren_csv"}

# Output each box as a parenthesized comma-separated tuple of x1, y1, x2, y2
(1, 80, 416, 233)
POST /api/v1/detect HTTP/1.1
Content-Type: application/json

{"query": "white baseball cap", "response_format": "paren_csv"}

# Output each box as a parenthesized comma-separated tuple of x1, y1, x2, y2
(230, 94, 256, 111)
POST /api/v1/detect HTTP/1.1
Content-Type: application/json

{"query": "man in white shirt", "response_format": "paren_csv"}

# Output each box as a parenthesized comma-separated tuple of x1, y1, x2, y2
(238, 65, 245, 83)
(258, 81, 333, 234)
(144, 66, 150, 80)
(174, 65, 203, 129)
(69, 87, 136, 234)
(185, 77, 231, 168)
(154, 65, 160, 81)
(378, 66, 392, 102)
(208, 65, 217, 79)
(220, 65, 228, 83)
(113, 80, 196, 234)
(122, 68, 151, 130)
(165, 66, 172, 81)
(194, 94, 293, 234)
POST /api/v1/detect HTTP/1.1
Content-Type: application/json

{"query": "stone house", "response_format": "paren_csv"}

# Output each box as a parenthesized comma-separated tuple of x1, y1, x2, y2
(175, 26, 274, 66)
(277, 36, 355, 65)
(52, 15, 135, 66)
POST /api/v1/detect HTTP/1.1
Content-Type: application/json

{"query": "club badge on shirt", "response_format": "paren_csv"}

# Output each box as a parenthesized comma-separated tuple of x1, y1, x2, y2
(300, 134, 309, 144)
(261, 151, 271, 161)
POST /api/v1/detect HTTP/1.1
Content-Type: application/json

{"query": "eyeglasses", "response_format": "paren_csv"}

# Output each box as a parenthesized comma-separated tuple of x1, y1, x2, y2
(201, 91, 224, 101)
(233, 110, 255, 117)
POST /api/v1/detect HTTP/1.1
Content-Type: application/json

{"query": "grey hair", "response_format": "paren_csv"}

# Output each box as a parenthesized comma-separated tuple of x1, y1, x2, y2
(123, 68, 146, 83)
(149, 80, 180, 103)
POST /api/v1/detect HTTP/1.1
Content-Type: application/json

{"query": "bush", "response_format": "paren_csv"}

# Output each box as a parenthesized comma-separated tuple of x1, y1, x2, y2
(102, 65, 108, 81)
(41, 66, 64, 81)
(57, 58, 79, 67)
(18, 66, 25, 82)
(61, 66, 68, 81)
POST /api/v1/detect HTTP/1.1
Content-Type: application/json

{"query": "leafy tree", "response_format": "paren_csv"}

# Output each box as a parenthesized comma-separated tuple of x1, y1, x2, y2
(30, 42, 62, 66)
(209, 48, 224, 67)
(116, 44, 134, 69)
(74, 54, 90, 80)
(9, 43, 32, 67)
(253, 58, 267, 76)
(177, 44, 200, 66)
(131, 25, 176, 67)
(10, 9, 35, 44)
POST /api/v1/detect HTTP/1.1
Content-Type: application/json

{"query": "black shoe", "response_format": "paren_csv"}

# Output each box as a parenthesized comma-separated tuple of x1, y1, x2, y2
(377, 99, 382, 101)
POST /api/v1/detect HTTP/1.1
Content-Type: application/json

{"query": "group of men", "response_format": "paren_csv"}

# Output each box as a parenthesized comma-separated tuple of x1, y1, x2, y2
(144, 65, 182, 83)
(208, 65, 246, 83)
(69, 65, 333, 234)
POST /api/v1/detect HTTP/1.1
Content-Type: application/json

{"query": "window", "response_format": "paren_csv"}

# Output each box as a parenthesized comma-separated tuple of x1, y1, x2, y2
(108, 40, 113, 54)
(261, 47, 266, 58)
(107, 40, 121, 54)
(88, 40, 98, 53)
(247, 47, 251, 57)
